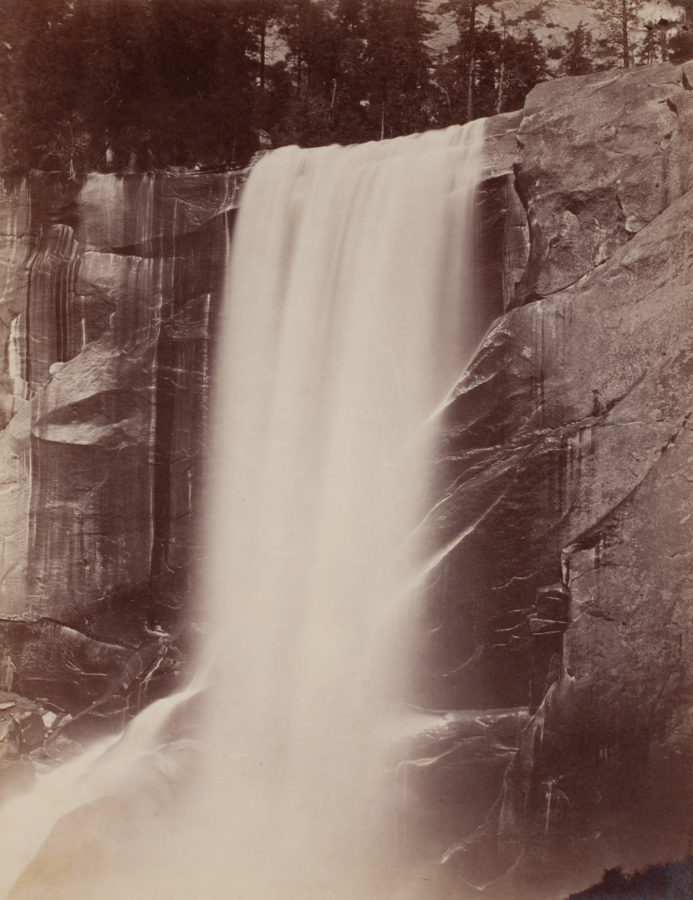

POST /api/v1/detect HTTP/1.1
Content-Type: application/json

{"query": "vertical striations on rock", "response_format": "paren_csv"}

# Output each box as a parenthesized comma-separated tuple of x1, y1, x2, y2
(416, 60, 693, 898)
(0, 171, 242, 703)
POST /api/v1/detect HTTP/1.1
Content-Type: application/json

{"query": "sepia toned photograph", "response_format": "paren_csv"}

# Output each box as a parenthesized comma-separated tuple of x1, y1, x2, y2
(0, 1, 691, 897)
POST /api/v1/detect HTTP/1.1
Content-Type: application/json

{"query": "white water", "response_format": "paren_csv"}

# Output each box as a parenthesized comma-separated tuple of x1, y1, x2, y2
(0, 121, 485, 899)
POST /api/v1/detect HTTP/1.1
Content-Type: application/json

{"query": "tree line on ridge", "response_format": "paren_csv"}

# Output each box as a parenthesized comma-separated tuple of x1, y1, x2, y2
(0, 0, 692, 176)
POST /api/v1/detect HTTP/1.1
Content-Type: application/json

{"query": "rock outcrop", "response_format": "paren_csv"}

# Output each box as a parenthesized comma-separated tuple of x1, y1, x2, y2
(410, 60, 693, 898)
(0, 59, 690, 900)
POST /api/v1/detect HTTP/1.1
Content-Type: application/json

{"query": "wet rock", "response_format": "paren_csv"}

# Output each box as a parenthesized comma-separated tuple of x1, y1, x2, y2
(385, 707, 530, 870)
(477, 173, 529, 315)
(34, 733, 83, 765)
(0, 619, 133, 708)
(415, 60, 693, 898)
(0, 616, 186, 740)
(482, 108, 522, 179)
(0, 691, 48, 769)
(0, 170, 241, 623)
(422, 179, 693, 707)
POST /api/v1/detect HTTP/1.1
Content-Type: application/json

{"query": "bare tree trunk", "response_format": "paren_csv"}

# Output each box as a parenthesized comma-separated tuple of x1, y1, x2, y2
(621, 0, 630, 67)
(466, 0, 476, 121)
(466, 52, 474, 120)
(496, 17, 508, 115)
(495, 59, 505, 114)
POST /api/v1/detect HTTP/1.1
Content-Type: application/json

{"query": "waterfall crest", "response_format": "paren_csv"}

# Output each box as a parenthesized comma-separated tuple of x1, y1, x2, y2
(0, 121, 485, 900)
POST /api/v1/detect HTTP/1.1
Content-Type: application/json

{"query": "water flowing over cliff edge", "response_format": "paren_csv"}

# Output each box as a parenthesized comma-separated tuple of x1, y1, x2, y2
(0, 59, 691, 899)
(0, 123, 491, 898)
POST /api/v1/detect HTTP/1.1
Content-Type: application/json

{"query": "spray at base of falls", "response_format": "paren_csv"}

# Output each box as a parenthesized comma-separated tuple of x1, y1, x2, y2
(0, 120, 486, 899)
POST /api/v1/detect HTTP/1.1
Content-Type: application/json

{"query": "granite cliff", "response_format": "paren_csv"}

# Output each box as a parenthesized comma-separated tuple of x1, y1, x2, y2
(0, 170, 242, 718)
(414, 60, 693, 897)
(0, 60, 691, 898)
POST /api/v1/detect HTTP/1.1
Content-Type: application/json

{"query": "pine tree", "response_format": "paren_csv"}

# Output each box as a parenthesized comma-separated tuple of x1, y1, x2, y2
(561, 21, 594, 76)
(594, 0, 644, 68)
(239, 0, 284, 92)
(361, 0, 435, 139)
(271, 0, 341, 145)
(639, 20, 668, 63)
(438, 0, 491, 122)
(493, 14, 509, 114)
(474, 15, 502, 117)
(500, 30, 548, 113)
(309, 0, 368, 143)
(0, 0, 260, 173)
(0, 0, 75, 170)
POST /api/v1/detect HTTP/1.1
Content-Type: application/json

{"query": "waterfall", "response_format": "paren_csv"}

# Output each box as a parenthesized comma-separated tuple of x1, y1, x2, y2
(0, 121, 485, 899)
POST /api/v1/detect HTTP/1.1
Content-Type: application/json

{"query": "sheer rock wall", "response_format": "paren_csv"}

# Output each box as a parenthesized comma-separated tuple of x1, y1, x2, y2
(417, 61, 693, 898)
(0, 171, 241, 707)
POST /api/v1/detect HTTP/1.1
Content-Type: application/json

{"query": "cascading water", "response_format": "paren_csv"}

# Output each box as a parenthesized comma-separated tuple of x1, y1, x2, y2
(0, 120, 485, 899)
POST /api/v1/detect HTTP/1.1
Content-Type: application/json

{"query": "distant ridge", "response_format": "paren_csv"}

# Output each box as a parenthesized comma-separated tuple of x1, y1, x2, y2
(428, 0, 686, 67)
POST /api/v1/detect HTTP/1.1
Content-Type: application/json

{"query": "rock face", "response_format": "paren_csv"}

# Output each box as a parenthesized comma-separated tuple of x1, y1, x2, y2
(0, 169, 241, 711)
(0, 60, 691, 899)
(411, 60, 693, 897)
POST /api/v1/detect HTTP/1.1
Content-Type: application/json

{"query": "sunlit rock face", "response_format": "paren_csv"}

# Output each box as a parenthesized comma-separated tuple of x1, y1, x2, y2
(0, 170, 241, 709)
(418, 60, 693, 897)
